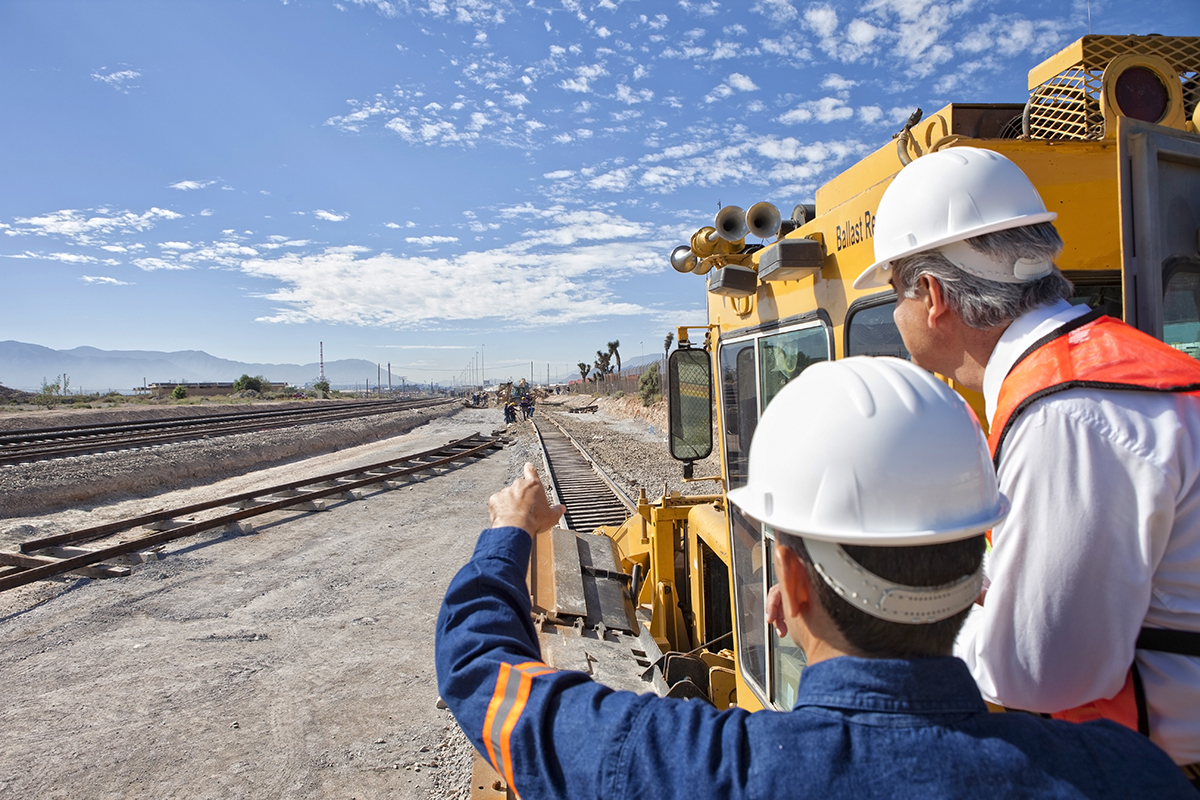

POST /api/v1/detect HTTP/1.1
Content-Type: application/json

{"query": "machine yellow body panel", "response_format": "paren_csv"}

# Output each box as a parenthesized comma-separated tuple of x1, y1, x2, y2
(583, 34, 1200, 715)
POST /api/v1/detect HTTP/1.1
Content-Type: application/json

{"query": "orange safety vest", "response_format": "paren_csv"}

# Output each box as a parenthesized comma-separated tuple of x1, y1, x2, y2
(988, 309, 1200, 736)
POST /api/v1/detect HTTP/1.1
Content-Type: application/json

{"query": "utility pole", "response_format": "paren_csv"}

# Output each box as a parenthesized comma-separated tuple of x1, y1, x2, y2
(388, 363, 392, 394)
(377, 363, 381, 397)
(319, 342, 326, 384)
(481, 344, 485, 391)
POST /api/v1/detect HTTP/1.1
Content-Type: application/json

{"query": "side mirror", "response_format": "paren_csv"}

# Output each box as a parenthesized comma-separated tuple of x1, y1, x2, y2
(667, 347, 714, 469)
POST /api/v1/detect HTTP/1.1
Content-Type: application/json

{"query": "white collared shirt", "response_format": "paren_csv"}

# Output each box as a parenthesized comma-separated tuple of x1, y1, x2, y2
(955, 300, 1200, 765)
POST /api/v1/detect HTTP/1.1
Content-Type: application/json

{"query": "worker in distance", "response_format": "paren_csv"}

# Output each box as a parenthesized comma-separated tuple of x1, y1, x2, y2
(854, 146, 1200, 781)
(435, 357, 1192, 798)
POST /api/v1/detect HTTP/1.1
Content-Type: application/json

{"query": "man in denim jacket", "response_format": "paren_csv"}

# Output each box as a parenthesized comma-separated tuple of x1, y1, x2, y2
(436, 358, 1193, 799)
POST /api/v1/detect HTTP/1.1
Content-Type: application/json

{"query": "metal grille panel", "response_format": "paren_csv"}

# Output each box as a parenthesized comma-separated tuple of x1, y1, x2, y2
(1028, 36, 1200, 141)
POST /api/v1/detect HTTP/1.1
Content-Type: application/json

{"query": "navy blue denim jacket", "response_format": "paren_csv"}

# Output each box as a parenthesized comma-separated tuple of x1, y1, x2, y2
(436, 527, 1193, 799)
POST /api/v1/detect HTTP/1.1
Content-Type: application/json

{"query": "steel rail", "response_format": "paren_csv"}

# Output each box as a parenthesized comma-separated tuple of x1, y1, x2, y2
(0, 398, 399, 442)
(533, 414, 634, 533)
(0, 398, 452, 466)
(0, 433, 504, 593)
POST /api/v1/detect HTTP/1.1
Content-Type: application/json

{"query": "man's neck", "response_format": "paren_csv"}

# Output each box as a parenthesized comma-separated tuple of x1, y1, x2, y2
(940, 321, 1009, 394)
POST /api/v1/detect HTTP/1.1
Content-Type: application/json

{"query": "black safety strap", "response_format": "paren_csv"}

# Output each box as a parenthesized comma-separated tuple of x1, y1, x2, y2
(1137, 627, 1200, 657)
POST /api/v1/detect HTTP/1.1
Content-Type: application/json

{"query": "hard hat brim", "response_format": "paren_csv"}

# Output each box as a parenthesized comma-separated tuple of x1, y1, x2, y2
(852, 211, 1058, 292)
(727, 485, 1009, 546)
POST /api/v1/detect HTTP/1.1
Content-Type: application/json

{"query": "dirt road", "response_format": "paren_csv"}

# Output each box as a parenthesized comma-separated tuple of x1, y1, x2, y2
(0, 407, 531, 799)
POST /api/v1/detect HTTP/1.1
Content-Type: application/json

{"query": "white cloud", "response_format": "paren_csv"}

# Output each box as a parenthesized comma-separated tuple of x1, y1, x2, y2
(778, 96, 854, 124)
(80, 275, 132, 285)
(727, 73, 759, 92)
(239, 208, 670, 328)
(751, 0, 798, 21)
(711, 41, 739, 59)
(678, 1, 720, 16)
(346, 0, 401, 18)
(614, 84, 654, 104)
(405, 235, 460, 245)
(159, 241, 194, 251)
(959, 15, 1065, 59)
(705, 72, 759, 103)
(47, 252, 97, 264)
(169, 180, 216, 191)
(6, 207, 183, 247)
(133, 257, 191, 272)
(314, 210, 350, 222)
(821, 73, 858, 91)
(91, 68, 141, 92)
(858, 105, 884, 124)
(559, 63, 609, 93)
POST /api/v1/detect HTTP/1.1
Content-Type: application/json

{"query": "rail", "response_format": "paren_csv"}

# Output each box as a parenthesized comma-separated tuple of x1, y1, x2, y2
(533, 414, 634, 533)
(0, 398, 453, 465)
(0, 432, 506, 593)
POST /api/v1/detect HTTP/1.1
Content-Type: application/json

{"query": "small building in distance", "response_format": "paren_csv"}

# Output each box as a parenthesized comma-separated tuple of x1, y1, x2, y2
(138, 381, 288, 398)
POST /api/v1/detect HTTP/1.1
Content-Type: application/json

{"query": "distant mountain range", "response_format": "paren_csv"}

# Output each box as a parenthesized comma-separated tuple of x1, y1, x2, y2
(0, 341, 388, 393)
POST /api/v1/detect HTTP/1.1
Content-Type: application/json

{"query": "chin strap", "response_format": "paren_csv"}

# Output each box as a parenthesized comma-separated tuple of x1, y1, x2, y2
(804, 537, 983, 625)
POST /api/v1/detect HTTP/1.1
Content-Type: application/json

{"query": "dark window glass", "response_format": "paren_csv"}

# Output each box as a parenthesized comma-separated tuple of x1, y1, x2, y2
(846, 300, 910, 359)
(1163, 257, 1200, 360)
(758, 325, 829, 410)
(720, 340, 758, 490)
(730, 506, 766, 696)
(765, 530, 805, 710)
(1066, 271, 1123, 319)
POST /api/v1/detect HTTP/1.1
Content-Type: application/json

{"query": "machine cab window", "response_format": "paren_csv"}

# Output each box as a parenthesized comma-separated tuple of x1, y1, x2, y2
(719, 319, 830, 707)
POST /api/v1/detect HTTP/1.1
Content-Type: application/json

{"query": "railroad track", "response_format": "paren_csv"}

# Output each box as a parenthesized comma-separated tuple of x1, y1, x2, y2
(0, 432, 506, 593)
(0, 397, 452, 466)
(533, 414, 634, 533)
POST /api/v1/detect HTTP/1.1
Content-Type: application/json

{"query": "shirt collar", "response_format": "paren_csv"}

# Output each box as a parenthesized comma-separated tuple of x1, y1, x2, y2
(793, 656, 986, 715)
(982, 299, 1090, 424)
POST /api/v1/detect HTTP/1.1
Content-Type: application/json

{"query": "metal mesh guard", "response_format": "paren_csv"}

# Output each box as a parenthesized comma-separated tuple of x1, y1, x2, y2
(1029, 36, 1200, 141)
(671, 352, 713, 462)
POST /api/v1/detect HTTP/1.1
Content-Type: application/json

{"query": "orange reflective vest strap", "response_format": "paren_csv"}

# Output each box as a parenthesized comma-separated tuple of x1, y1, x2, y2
(985, 310, 1200, 736)
(481, 660, 556, 799)
(1048, 664, 1149, 736)
(988, 309, 1200, 468)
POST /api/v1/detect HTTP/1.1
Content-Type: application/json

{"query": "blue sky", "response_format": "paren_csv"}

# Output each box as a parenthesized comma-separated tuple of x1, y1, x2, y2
(1, 0, 1195, 386)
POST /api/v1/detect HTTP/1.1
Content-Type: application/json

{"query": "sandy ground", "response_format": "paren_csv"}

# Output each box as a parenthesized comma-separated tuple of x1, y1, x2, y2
(0, 407, 538, 800)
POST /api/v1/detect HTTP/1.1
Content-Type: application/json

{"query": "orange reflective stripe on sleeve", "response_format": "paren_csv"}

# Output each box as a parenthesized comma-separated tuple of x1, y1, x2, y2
(482, 662, 515, 773)
(482, 661, 556, 798)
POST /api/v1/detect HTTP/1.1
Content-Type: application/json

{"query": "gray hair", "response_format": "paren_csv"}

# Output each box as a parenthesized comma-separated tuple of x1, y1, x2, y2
(890, 222, 1074, 330)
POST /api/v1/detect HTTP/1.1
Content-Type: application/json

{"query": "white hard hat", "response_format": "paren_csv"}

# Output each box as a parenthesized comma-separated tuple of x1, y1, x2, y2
(853, 147, 1057, 290)
(727, 356, 1008, 546)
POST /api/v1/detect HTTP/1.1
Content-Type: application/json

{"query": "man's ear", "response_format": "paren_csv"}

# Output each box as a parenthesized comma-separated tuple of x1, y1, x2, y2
(776, 545, 811, 619)
(923, 275, 952, 329)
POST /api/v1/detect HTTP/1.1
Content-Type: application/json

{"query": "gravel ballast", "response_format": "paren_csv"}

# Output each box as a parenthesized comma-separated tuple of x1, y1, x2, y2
(0, 397, 723, 799)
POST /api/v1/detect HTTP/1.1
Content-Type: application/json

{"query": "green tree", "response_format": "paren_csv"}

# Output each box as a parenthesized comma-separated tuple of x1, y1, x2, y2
(664, 331, 674, 356)
(313, 379, 331, 396)
(577, 362, 591, 383)
(232, 374, 265, 393)
(607, 340, 621, 374)
(594, 350, 613, 376)
(638, 362, 660, 406)
(37, 375, 61, 408)
(171, 385, 188, 400)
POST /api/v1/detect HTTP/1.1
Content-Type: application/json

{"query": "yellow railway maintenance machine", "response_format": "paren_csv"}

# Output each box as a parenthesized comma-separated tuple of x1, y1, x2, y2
(471, 33, 1199, 798)
(596, 34, 1200, 719)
